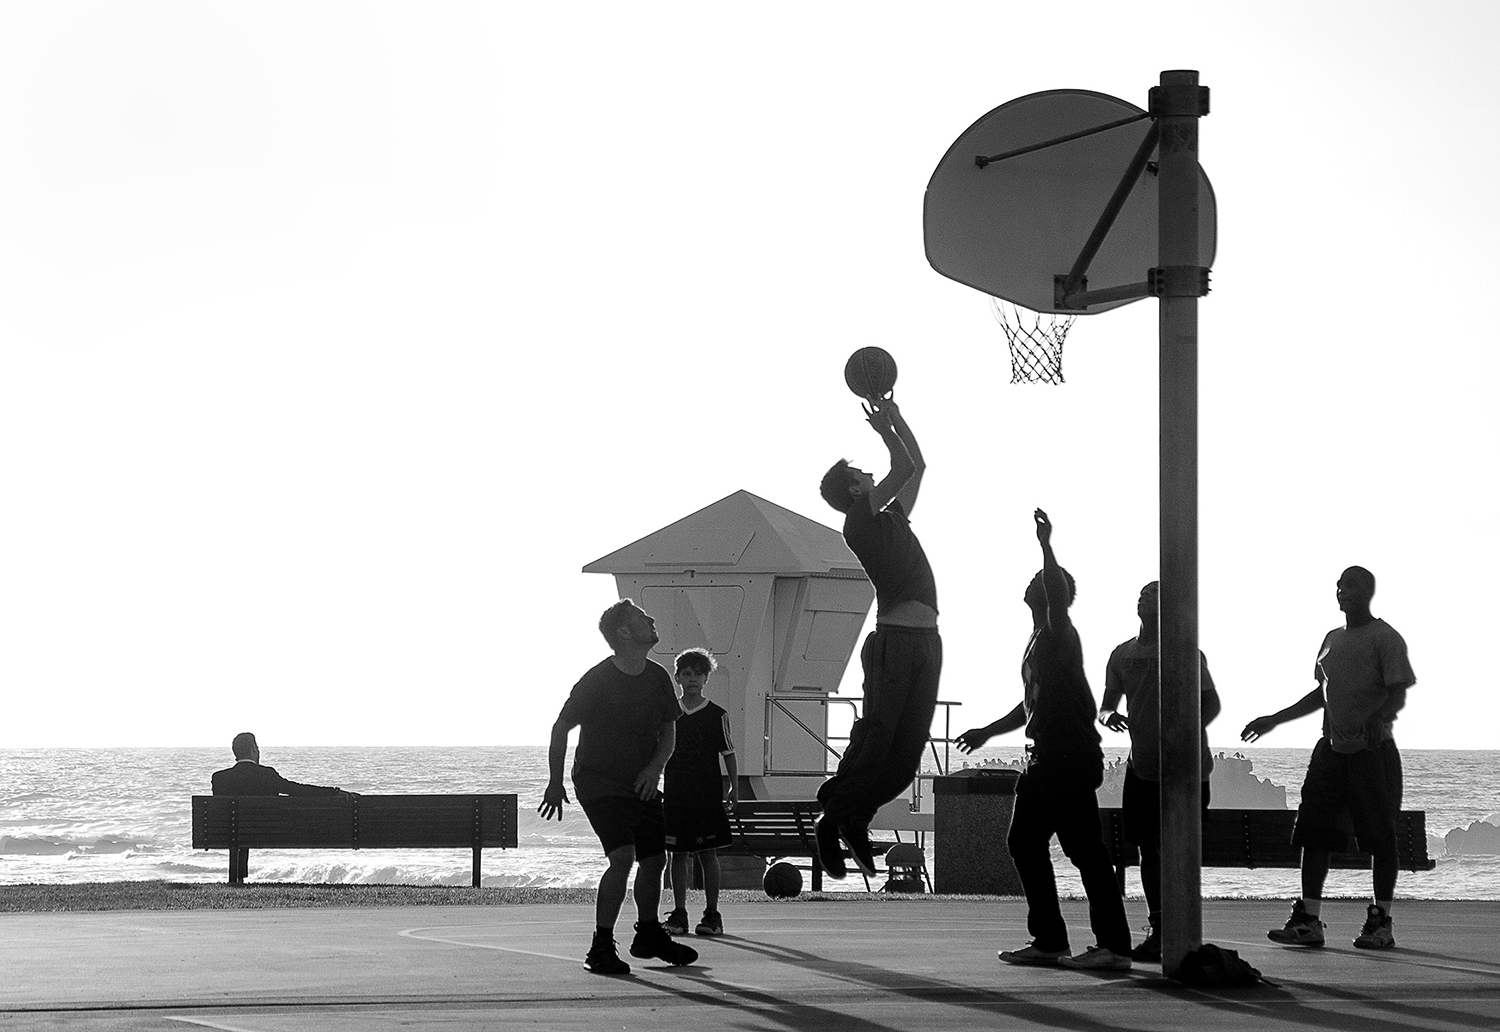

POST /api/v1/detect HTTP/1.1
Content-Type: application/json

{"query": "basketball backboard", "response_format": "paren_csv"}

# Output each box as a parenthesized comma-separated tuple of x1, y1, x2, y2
(924, 89, 1217, 314)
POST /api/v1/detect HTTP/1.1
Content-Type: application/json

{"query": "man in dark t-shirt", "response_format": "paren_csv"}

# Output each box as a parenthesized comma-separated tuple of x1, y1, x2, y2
(540, 600, 698, 975)
(816, 394, 941, 879)
(957, 510, 1132, 971)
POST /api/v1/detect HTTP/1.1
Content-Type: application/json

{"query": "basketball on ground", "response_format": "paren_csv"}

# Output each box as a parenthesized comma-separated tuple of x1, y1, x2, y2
(762, 861, 803, 898)
(844, 347, 898, 399)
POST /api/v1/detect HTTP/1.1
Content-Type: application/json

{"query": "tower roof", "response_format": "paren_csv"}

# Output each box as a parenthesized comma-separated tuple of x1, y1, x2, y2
(583, 490, 866, 577)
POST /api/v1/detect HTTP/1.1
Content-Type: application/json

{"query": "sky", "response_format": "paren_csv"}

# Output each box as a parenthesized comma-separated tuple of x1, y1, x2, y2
(2, 1, 1496, 751)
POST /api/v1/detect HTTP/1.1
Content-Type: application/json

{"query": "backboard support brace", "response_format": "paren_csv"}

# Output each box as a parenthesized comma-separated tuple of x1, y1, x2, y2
(978, 95, 1211, 314)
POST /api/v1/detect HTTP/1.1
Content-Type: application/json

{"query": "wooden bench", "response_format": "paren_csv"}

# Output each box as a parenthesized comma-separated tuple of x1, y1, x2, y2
(1098, 807, 1436, 892)
(728, 800, 897, 892)
(192, 794, 518, 886)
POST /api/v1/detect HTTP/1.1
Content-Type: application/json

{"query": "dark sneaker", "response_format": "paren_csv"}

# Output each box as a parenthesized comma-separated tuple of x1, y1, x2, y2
(998, 941, 1070, 966)
(584, 932, 630, 975)
(662, 908, 689, 936)
(1130, 926, 1161, 963)
(839, 822, 877, 878)
(1059, 945, 1133, 971)
(1353, 904, 1395, 950)
(695, 910, 724, 936)
(815, 815, 847, 880)
(1267, 899, 1326, 947)
(630, 921, 699, 966)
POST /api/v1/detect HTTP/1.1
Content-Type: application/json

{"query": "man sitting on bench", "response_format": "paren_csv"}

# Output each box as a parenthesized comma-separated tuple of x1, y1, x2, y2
(211, 732, 355, 881)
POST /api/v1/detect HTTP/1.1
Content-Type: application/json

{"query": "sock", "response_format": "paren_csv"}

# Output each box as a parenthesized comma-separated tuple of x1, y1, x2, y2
(1301, 898, 1322, 918)
(1375, 900, 1393, 917)
(595, 925, 613, 940)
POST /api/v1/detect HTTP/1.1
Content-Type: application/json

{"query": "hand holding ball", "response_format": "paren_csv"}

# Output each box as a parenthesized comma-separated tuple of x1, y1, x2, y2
(844, 347, 898, 401)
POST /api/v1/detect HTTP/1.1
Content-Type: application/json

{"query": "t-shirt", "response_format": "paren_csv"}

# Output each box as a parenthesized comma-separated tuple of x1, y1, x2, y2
(1105, 637, 1216, 782)
(1022, 623, 1100, 753)
(842, 498, 938, 617)
(664, 699, 734, 807)
(558, 657, 680, 801)
(1315, 619, 1416, 755)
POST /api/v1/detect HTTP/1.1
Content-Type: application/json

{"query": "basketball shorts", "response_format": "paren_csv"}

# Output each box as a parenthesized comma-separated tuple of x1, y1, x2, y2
(579, 794, 667, 859)
(1291, 737, 1402, 854)
(663, 793, 733, 852)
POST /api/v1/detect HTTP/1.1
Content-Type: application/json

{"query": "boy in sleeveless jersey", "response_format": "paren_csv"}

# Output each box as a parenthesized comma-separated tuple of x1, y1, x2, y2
(662, 648, 738, 937)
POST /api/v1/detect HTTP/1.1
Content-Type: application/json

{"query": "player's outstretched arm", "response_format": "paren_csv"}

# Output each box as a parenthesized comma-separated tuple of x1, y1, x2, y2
(956, 702, 1027, 752)
(1240, 686, 1323, 742)
(881, 398, 926, 514)
(1034, 509, 1072, 634)
(863, 398, 918, 514)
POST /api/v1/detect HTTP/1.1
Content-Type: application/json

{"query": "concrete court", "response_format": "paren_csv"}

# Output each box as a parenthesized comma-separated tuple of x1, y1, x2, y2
(3, 898, 1499, 1032)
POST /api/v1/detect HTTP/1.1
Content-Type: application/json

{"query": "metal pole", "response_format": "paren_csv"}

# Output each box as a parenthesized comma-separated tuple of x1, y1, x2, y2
(1155, 68, 1205, 978)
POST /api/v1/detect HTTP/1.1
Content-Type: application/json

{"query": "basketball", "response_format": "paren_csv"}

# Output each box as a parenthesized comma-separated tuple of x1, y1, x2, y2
(762, 861, 803, 898)
(843, 346, 898, 399)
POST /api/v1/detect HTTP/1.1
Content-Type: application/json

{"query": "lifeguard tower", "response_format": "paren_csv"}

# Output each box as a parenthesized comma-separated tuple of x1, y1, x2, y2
(583, 490, 872, 801)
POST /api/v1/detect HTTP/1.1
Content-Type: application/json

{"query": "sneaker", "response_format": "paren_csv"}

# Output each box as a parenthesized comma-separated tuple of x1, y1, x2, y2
(815, 815, 848, 880)
(839, 822, 877, 878)
(1059, 945, 1133, 971)
(695, 910, 724, 936)
(584, 932, 630, 975)
(998, 942, 1070, 966)
(1353, 904, 1395, 950)
(662, 908, 689, 936)
(1130, 926, 1161, 963)
(630, 920, 699, 966)
(1267, 899, 1326, 947)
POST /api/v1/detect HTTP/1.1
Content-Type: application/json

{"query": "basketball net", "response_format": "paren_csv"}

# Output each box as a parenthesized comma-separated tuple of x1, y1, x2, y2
(990, 298, 1075, 384)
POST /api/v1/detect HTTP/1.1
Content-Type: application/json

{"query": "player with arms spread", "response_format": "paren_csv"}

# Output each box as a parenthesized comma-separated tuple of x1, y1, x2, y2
(1242, 566, 1416, 950)
(957, 510, 1132, 971)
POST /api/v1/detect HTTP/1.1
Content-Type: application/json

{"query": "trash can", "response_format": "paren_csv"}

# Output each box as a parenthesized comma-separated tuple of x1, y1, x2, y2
(933, 767, 1023, 894)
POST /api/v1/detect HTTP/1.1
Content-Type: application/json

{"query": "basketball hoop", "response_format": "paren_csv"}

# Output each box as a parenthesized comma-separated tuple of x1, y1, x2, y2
(990, 298, 1075, 384)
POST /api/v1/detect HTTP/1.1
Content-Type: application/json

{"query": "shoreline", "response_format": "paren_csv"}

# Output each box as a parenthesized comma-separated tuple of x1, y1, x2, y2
(0, 881, 1481, 914)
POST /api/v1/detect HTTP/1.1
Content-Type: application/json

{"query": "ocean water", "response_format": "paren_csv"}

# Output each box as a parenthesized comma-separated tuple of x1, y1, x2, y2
(1, 746, 1497, 899)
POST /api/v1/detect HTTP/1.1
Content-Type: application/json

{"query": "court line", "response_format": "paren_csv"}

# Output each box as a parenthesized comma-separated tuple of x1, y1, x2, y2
(167, 1018, 267, 1032)
(399, 926, 576, 962)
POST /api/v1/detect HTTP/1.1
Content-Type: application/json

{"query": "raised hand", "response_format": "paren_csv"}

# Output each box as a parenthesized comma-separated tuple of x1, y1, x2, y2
(1033, 508, 1053, 546)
